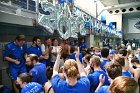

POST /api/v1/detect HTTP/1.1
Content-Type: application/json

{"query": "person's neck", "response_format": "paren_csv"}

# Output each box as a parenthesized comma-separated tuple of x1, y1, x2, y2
(32, 44, 37, 47)
(122, 67, 127, 72)
(34, 62, 40, 66)
(102, 57, 109, 60)
(66, 77, 77, 86)
(94, 66, 102, 71)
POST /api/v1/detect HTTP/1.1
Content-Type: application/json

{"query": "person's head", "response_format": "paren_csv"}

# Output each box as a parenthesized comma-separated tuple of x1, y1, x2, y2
(119, 49, 127, 57)
(105, 61, 122, 80)
(46, 67, 53, 80)
(26, 54, 39, 66)
(131, 58, 140, 67)
(17, 73, 32, 88)
(84, 55, 91, 64)
(94, 47, 100, 55)
(101, 47, 109, 58)
(115, 55, 125, 67)
(90, 56, 101, 67)
(137, 48, 140, 54)
(109, 50, 115, 60)
(33, 36, 41, 46)
(15, 34, 25, 46)
(109, 76, 138, 93)
(63, 59, 78, 79)
(52, 38, 58, 46)
(44, 37, 52, 46)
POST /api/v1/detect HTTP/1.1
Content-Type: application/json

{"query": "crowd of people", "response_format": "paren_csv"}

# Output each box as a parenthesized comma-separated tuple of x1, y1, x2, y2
(2, 34, 140, 93)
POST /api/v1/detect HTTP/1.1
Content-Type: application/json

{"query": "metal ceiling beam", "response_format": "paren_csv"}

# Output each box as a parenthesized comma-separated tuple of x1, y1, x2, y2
(104, 1, 140, 10)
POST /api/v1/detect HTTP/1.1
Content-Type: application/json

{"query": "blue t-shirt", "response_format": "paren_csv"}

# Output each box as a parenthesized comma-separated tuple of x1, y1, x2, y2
(80, 43, 86, 51)
(27, 45, 46, 65)
(27, 45, 42, 57)
(29, 63, 47, 85)
(3, 42, 27, 68)
(122, 71, 132, 78)
(97, 85, 109, 93)
(87, 70, 109, 93)
(69, 53, 83, 63)
(51, 75, 90, 93)
(100, 60, 110, 72)
(21, 82, 42, 93)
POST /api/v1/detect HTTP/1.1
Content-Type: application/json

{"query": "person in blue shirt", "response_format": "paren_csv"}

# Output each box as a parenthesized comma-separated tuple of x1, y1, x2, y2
(26, 54, 47, 85)
(16, 73, 43, 93)
(52, 46, 90, 93)
(80, 39, 87, 52)
(115, 55, 133, 78)
(69, 46, 83, 63)
(87, 56, 109, 93)
(95, 61, 122, 93)
(26, 36, 47, 66)
(3, 35, 27, 93)
(100, 47, 110, 72)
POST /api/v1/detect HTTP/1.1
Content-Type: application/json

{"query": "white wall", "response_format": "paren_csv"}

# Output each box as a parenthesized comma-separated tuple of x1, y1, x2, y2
(106, 14, 122, 30)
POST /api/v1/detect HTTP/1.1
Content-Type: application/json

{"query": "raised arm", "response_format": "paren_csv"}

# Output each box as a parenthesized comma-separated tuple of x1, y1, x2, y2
(75, 47, 86, 77)
(52, 46, 62, 77)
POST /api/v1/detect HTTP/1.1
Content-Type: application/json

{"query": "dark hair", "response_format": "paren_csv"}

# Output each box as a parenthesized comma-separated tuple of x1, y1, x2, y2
(52, 38, 57, 46)
(101, 47, 109, 58)
(18, 73, 32, 83)
(119, 49, 127, 56)
(15, 34, 25, 41)
(32, 36, 40, 43)
(105, 62, 122, 79)
(46, 67, 53, 80)
(85, 55, 91, 62)
(131, 58, 139, 64)
(27, 54, 39, 62)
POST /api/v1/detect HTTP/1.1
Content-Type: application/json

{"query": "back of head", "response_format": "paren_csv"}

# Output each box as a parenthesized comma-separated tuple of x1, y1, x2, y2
(46, 67, 53, 80)
(109, 76, 138, 93)
(27, 54, 39, 62)
(101, 47, 109, 58)
(18, 73, 32, 83)
(119, 49, 127, 57)
(115, 55, 125, 67)
(90, 56, 101, 67)
(105, 62, 122, 79)
(64, 59, 78, 78)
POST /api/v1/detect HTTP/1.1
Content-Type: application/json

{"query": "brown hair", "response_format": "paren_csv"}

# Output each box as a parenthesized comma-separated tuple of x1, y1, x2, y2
(64, 59, 78, 78)
(90, 56, 101, 67)
(18, 73, 32, 83)
(105, 62, 122, 79)
(115, 55, 125, 67)
(27, 54, 39, 62)
(110, 76, 138, 93)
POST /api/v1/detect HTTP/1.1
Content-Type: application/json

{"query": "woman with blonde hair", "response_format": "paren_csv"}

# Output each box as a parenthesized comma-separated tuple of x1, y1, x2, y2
(51, 46, 90, 93)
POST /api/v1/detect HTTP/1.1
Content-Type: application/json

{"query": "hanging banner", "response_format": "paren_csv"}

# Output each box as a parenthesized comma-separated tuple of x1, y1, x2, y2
(128, 18, 140, 33)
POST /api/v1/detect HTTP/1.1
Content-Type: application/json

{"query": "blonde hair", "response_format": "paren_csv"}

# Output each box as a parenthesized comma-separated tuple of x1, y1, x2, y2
(64, 59, 78, 78)
(109, 76, 138, 93)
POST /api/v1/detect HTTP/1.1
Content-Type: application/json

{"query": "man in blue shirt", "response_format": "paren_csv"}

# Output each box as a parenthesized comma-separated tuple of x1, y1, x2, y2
(80, 39, 87, 52)
(88, 56, 109, 93)
(26, 36, 47, 66)
(100, 47, 110, 72)
(26, 54, 47, 85)
(3, 35, 27, 93)
(96, 62, 122, 93)
(17, 73, 43, 93)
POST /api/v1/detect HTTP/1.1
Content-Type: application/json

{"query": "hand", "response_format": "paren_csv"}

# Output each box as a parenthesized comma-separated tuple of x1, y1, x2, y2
(15, 59, 20, 65)
(57, 46, 62, 56)
(75, 47, 80, 58)
(99, 74, 105, 85)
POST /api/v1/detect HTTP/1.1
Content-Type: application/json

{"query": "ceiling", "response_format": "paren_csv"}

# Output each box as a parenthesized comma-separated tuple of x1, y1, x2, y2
(99, 0, 140, 14)
(100, 0, 140, 7)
